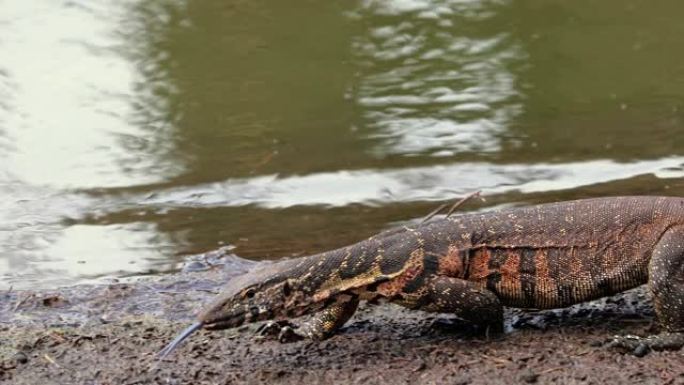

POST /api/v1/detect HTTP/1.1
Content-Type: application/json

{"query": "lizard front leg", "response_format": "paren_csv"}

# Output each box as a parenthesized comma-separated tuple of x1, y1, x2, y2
(609, 226, 684, 356)
(258, 295, 360, 342)
(412, 276, 504, 334)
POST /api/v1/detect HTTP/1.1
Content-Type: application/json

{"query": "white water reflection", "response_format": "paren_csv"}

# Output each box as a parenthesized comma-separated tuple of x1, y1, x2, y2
(360, 0, 504, 17)
(8, 152, 679, 289)
(3, 223, 176, 289)
(0, 0, 184, 288)
(139, 157, 684, 209)
(353, 0, 522, 157)
(0, 0, 181, 188)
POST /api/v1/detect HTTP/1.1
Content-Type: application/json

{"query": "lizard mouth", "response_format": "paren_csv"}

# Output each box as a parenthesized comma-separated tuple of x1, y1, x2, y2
(201, 311, 252, 330)
(203, 319, 240, 330)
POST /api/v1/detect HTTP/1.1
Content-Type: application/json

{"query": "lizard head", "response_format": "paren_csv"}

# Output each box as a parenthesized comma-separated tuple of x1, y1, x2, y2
(158, 261, 325, 359)
(198, 277, 310, 329)
(198, 259, 331, 329)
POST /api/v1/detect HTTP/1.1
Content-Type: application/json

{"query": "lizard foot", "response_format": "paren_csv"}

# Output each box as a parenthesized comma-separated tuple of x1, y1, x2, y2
(606, 332, 684, 357)
(255, 320, 306, 343)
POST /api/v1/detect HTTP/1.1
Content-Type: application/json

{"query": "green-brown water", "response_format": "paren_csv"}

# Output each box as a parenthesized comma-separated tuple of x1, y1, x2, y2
(2, 0, 684, 289)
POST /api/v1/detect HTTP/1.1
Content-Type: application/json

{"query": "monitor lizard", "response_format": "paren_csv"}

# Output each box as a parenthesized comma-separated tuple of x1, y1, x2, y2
(158, 196, 684, 358)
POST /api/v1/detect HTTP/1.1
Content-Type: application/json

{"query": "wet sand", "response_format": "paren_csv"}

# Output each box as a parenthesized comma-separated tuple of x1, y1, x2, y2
(1, 256, 682, 385)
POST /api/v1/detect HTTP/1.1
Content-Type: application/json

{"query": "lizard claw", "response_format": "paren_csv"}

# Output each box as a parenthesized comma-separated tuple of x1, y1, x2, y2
(255, 320, 304, 343)
(277, 325, 305, 343)
(606, 335, 650, 357)
(606, 335, 651, 357)
(606, 332, 684, 357)
(255, 320, 287, 338)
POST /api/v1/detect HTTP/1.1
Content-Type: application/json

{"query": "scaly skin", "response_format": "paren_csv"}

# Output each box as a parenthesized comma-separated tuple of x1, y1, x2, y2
(158, 196, 684, 358)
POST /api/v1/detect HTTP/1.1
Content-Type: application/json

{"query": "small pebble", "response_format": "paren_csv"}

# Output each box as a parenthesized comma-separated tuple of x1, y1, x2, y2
(13, 351, 28, 364)
(182, 261, 208, 273)
(100, 314, 114, 324)
(633, 344, 649, 357)
(520, 369, 539, 383)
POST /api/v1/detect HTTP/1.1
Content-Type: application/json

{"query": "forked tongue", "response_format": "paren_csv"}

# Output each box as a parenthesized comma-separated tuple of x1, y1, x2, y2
(157, 322, 203, 359)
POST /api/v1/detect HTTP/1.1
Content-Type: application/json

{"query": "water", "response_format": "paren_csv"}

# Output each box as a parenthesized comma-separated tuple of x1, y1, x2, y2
(2, 0, 684, 289)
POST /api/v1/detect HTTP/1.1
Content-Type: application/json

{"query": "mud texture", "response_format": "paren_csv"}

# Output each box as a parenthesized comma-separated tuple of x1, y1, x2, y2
(1, 253, 683, 385)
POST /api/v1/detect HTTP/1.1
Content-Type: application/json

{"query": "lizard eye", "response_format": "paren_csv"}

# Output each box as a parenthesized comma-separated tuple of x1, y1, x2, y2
(282, 281, 291, 296)
(244, 288, 256, 299)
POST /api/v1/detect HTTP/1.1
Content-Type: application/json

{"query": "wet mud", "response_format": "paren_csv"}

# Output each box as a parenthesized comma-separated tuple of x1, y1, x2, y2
(1, 254, 683, 385)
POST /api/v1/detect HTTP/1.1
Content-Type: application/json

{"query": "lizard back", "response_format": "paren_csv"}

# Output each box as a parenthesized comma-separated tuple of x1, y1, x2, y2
(423, 196, 684, 308)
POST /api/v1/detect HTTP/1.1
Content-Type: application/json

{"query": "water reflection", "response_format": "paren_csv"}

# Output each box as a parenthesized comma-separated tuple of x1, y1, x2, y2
(0, 1, 181, 189)
(137, 157, 684, 209)
(353, 0, 523, 157)
(0, 0, 183, 288)
(5, 223, 176, 289)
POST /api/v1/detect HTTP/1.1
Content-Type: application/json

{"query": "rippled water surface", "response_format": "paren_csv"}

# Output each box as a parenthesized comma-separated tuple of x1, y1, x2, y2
(2, 0, 684, 289)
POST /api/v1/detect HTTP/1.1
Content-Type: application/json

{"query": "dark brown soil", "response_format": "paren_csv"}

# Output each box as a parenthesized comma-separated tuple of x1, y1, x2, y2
(1, 255, 683, 385)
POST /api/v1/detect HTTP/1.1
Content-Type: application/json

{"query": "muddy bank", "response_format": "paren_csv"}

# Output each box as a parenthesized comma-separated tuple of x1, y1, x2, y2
(1, 254, 682, 385)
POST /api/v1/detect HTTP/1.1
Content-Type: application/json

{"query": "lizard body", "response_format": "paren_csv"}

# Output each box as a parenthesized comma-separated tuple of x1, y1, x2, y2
(159, 196, 684, 357)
